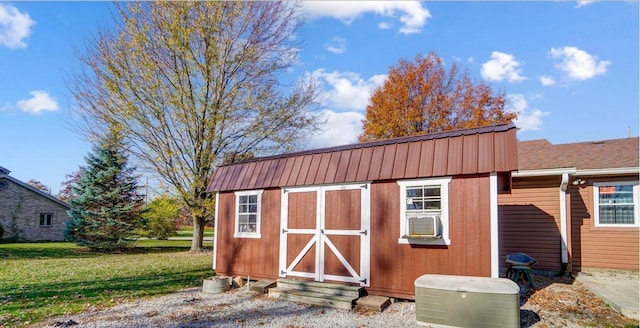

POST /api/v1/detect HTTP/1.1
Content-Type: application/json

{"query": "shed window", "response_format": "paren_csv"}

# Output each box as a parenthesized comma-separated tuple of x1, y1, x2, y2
(398, 177, 451, 245)
(39, 213, 53, 227)
(594, 182, 639, 227)
(234, 190, 263, 238)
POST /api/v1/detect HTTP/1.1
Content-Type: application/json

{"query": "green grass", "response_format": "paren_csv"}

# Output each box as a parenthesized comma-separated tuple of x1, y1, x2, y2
(0, 240, 214, 327)
(174, 226, 214, 238)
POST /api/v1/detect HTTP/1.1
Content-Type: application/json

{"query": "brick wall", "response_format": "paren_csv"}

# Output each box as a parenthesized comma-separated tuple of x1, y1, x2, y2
(0, 179, 69, 241)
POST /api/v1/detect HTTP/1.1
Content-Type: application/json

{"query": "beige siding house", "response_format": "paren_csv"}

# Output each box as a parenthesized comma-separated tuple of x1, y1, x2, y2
(0, 165, 70, 241)
(499, 137, 639, 274)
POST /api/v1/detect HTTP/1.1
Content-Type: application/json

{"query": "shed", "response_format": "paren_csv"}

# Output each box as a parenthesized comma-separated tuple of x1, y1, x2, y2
(206, 123, 518, 299)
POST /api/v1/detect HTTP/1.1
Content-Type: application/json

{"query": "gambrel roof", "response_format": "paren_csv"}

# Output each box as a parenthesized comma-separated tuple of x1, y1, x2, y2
(207, 123, 518, 192)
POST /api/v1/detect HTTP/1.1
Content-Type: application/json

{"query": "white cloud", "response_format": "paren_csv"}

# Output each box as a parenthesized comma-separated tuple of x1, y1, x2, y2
(539, 76, 556, 87)
(308, 69, 387, 111)
(308, 109, 364, 148)
(575, 1, 595, 8)
(325, 36, 346, 54)
(16, 91, 60, 114)
(481, 51, 526, 82)
(507, 94, 549, 132)
(301, 1, 431, 35)
(549, 46, 610, 80)
(0, 3, 35, 49)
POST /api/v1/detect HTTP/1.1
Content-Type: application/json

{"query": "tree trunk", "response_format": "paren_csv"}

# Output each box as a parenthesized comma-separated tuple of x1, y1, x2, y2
(190, 215, 206, 252)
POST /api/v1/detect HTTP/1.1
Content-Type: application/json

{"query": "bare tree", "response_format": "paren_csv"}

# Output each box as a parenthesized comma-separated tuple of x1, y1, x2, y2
(69, 1, 321, 251)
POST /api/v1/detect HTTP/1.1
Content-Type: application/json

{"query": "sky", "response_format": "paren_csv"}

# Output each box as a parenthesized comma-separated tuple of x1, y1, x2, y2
(0, 1, 638, 195)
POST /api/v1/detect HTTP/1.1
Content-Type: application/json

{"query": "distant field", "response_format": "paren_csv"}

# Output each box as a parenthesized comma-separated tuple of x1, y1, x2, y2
(175, 226, 214, 238)
(0, 240, 213, 327)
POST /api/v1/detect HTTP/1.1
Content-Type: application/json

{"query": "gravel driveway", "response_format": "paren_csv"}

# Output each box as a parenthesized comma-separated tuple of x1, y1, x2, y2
(40, 286, 421, 328)
(37, 273, 638, 328)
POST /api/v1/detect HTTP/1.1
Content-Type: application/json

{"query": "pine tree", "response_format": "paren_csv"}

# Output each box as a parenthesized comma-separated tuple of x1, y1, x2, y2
(65, 133, 144, 251)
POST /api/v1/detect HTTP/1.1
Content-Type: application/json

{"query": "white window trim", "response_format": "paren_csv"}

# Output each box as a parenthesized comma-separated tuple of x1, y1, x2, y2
(398, 177, 452, 245)
(593, 181, 639, 227)
(234, 190, 263, 238)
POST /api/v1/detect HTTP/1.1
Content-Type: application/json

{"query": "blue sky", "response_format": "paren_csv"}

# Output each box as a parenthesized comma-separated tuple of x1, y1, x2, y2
(1, 1, 638, 194)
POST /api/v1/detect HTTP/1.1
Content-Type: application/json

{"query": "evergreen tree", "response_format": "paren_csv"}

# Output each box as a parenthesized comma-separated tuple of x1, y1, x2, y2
(65, 133, 144, 251)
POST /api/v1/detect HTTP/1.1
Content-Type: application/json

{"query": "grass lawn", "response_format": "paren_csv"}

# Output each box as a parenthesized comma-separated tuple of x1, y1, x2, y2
(174, 226, 214, 238)
(0, 240, 213, 327)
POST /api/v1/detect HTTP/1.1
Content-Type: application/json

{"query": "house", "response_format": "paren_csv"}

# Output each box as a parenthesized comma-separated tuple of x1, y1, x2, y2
(0, 165, 70, 241)
(499, 137, 639, 275)
(206, 123, 518, 299)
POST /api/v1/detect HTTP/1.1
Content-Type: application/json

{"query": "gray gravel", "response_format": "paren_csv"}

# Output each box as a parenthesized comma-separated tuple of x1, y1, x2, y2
(42, 286, 421, 328)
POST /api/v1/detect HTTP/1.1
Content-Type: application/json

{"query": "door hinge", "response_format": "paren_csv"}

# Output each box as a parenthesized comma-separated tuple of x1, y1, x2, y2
(282, 228, 288, 234)
(360, 184, 368, 189)
(360, 230, 368, 236)
(360, 278, 367, 284)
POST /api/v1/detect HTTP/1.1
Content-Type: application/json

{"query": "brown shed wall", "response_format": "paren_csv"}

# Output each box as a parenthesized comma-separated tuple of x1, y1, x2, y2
(498, 176, 563, 273)
(215, 189, 281, 280)
(215, 174, 495, 299)
(570, 176, 639, 271)
(367, 176, 492, 299)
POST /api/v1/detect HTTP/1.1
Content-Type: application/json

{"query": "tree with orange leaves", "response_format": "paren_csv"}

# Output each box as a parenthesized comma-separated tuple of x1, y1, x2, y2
(359, 53, 516, 142)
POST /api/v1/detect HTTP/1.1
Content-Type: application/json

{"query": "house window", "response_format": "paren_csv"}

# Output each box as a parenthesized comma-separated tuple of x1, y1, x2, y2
(594, 182, 639, 227)
(39, 213, 53, 227)
(234, 190, 263, 238)
(398, 177, 451, 245)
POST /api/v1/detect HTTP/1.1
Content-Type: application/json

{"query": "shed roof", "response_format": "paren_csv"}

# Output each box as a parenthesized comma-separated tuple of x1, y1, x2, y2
(207, 123, 518, 192)
(518, 137, 639, 171)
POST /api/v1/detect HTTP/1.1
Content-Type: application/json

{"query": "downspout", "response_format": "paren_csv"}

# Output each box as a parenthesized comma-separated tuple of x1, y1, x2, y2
(559, 173, 569, 276)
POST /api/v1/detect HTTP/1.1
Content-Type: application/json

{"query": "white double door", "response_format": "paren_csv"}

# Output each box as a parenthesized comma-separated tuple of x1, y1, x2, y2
(279, 184, 370, 286)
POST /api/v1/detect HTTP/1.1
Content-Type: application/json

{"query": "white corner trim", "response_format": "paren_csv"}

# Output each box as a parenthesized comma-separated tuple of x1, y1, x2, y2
(213, 192, 219, 270)
(490, 172, 499, 278)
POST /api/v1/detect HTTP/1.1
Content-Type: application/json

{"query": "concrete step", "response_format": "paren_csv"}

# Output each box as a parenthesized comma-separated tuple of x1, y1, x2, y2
(275, 278, 365, 298)
(268, 287, 357, 310)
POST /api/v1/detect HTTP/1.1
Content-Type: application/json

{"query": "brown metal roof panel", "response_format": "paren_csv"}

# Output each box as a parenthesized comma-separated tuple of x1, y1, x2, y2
(334, 150, 352, 183)
(461, 134, 479, 174)
(314, 153, 332, 184)
(286, 156, 305, 186)
(446, 136, 463, 175)
(231, 164, 249, 190)
(494, 129, 518, 172)
(418, 139, 435, 177)
(238, 162, 256, 190)
(219, 164, 239, 191)
(295, 155, 314, 186)
(355, 148, 373, 181)
(432, 138, 449, 176)
(378, 144, 397, 180)
(392, 142, 409, 179)
(206, 168, 224, 192)
(304, 153, 323, 185)
(323, 151, 342, 183)
(245, 161, 262, 190)
(345, 148, 363, 182)
(261, 159, 279, 188)
(252, 161, 270, 189)
(404, 142, 422, 178)
(366, 146, 386, 180)
(278, 157, 297, 187)
(267, 158, 286, 187)
(477, 132, 495, 173)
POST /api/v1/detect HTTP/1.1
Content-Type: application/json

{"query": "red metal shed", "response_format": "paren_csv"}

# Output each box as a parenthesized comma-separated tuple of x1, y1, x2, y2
(206, 123, 518, 299)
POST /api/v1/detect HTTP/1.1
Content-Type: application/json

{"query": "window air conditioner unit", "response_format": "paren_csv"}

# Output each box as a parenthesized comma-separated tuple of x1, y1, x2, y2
(405, 216, 440, 239)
